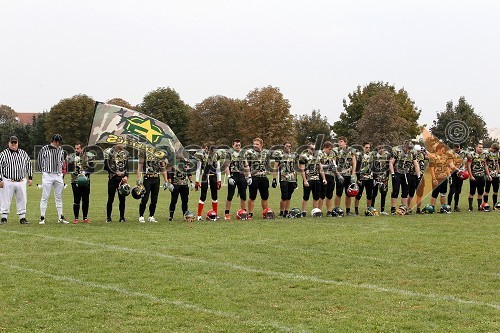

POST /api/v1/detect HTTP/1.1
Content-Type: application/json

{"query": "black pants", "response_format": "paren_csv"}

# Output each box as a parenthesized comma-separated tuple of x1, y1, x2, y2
(485, 177, 499, 193)
(371, 181, 388, 211)
(303, 179, 322, 201)
(107, 176, 126, 219)
(200, 174, 218, 202)
(249, 177, 269, 200)
(170, 185, 189, 217)
(140, 176, 160, 217)
(355, 179, 374, 201)
(469, 176, 485, 196)
(391, 173, 409, 199)
(72, 182, 90, 219)
(280, 181, 296, 200)
(335, 175, 352, 197)
(227, 172, 247, 201)
(448, 171, 463, 206)
(408, 174, 419, 198)
(320, 174, 335, 200)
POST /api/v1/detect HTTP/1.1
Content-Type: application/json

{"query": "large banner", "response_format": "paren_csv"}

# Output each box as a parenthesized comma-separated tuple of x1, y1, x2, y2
(87, 102, 188, 164)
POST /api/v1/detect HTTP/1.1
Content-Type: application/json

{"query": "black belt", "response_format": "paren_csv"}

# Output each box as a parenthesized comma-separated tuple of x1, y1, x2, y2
(145, 173, 159, 178)
(7, 179, 24, 182)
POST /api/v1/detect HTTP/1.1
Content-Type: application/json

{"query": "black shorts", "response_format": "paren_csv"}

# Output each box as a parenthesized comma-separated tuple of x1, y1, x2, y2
(320, 174, 335, 200)
(485, 177, 499, 193)
(303, 179, 322, 201)
(469, 176, 485, 196)
(355, 179, 374, 200)
(249, 177, 269, 201)
(335, 176, 351, 197)
(280, 181, 296, 201)
(431, 178, 447, 198)
(391, 172, 409, 199)
(227, 172, 247, 201)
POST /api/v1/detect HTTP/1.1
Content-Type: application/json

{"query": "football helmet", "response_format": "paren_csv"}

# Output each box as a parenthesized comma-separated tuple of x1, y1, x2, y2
(131, 185, 146, 200)
(457, 169, 469, 180)
(236, 209, 248, 220)
(184, 211, 196, 222)
(346, 183, 359, 197)
(332, 207, 344, 217)
(263, 208, 275, 219)
(423, 204, 435, 214)
(118, 183, 131, 197)
(289, 208, 302, 218)
(397, 205, 409, 216)
(206, 210, 218, 221)
(365, 206, 379, 216)
(480, 202, 491, 212)
(311, 208, 323, 218)
(77, 174, 89, 188)
(440, 204, 451, 214)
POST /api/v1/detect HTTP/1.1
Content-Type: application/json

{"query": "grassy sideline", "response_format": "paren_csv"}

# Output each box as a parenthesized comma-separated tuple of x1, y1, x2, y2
(0, 173, 499, 332)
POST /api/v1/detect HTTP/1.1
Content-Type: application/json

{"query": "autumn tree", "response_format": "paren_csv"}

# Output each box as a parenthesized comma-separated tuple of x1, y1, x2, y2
(188, 95, 243, 146)
(333, 82, 421, 142)
(45, 94, 95, 146)
(240, 86, 296, 147)
(140, 87, 191, 145)
(0, 104, 22, 147)
(294, 109, 332, 146)
(106, 98, 137, 110)
(430, 97, 491, 147)
(355, 90, 413, 146)
(0, 104, 18, 124)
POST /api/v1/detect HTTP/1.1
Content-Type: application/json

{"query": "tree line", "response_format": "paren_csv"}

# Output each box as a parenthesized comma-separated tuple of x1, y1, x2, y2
(0, 82, 496, 158)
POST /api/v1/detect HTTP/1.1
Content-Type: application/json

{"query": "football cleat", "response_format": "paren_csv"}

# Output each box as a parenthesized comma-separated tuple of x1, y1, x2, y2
(148, 216, 158, 223)
(139, 216, 145, 223)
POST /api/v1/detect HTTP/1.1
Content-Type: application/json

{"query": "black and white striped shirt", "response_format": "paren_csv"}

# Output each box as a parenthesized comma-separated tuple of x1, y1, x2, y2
(0, 148, 33, 181)
(37, 144, 65, 174)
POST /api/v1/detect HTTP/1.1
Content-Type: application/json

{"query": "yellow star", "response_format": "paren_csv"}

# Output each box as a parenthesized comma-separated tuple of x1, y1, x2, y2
(135, 119, 163, 143)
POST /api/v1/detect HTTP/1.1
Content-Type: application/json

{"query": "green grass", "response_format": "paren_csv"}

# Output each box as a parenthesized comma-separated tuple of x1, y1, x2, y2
(1, 173, 499, 332)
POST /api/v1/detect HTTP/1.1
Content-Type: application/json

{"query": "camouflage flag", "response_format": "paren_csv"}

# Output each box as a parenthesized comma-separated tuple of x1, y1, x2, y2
(88, 102, 188, 164)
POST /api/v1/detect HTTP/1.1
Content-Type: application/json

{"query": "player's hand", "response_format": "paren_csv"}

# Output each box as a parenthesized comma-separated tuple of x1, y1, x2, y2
(195, 182, 201, 191)
(136, 179, 142, 186)
(432, 179, 438, 186)
(28, 180, 33, 186)
(337, 175, 344, 185)
(217, 181, 221, 190)
(470, 176, 476, 182)
(304, 180, 310, 188)
(246, 177, 252, 186)
(294, 182, 298, 189)
(487, 175, 493, 182)
(190, 182, 195, 190)
(0, 181, 3, 189)
(272, 178, 277, 188)
(322, 179, 327, 185)
(228, 176, 235, 186)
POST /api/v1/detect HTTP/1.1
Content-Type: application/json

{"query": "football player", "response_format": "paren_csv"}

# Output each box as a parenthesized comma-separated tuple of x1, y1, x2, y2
(299, 143, 327, 216)
(104, 144, 129, 223)
(318, 141, 338, 215)
(245, 138, 271, 220)
(370, 143, 391, 215)
(224, 139, 250, 220)
(333, 137, 357, 216)
(167, 159, 195, 221)
(136, 149, 168, 223)
(354, 142, 374, 215)
(389, 141, 421, 215)
(272, 141, 298, 218)
(484, 143, 499, 208)
(447, 143, 468, 211)
(407, 144, 429, 214)
(429, 143, 452, 210)
(194, 143, 222, 221)
(467, 142, 491, 211)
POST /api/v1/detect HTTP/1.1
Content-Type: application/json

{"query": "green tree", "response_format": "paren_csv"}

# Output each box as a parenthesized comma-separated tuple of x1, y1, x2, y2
(140, 87, 191, 145)
(332, 82, 421, 142)
(106, 98, 137, 110)
(45, 94, 95, 146)
(430, 97, 490, 147)
(0, 104, 17, 124)
(0, 104, 22, 148)
(240, 86, 296, 147)
(188, 95, 243, 146)
(355, 90, 413, 146)
(294, 109, 332, 145)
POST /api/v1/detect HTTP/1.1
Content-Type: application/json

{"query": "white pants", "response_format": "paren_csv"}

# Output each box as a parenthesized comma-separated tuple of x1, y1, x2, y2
(40, 172, 64, 218)
(0, 179, 27, 219)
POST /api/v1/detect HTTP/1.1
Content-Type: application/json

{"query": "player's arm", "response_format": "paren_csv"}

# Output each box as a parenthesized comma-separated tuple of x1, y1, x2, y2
(350, 152, 357, 178)
(160, 161, 168, 183)
(467, 158, 474, 181)
(319, 162, 327, 184)
(136, 156, 144, 184)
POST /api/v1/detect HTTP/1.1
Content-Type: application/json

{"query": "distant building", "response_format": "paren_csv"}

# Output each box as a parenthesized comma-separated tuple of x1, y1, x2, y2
(489, 128, 500, 142)
(15, 112, 39, 125)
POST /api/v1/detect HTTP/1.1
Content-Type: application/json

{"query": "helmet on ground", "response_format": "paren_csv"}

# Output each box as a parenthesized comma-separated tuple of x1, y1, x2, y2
(480, 202, 491, 212)
(347, 183, 359, 197)
(365, 206, 379, 216)
(423, 204, 435, 214)
(236, 209, 248, 220)
(457, 169, 469, 180)
(77, 174, 89, 188)
(440, 204, 451, 214)
(289, 208, 302, 218)
(397, 205, 409, 216)
(184, 211, 196, 222)
(118, 183, 131, 197)
(263, 208, 275, 219)
(311, 208, 323, 218)
(131, 185, 146, 199)
(206, 210, 218, 221)
(332, 207, 344, 217)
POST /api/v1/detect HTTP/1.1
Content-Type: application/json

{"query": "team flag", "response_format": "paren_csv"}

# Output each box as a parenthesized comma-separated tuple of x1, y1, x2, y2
(87, 102, 188, 164)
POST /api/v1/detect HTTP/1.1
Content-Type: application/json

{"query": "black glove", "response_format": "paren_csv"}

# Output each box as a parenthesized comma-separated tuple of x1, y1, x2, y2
(272, 178, 277, 188)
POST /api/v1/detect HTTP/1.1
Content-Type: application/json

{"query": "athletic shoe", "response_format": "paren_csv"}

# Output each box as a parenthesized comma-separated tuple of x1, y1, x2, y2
(83, 218, 90, 223)
(168, 217, 173, 221)
(326, 211, 332, 217)
(58, 216, 69, 224)
(39, 216, 45, 225)
(346, 212, 355, 217)
(148, 216, 158, 223)
(197, 216, 203, 221)
(20, 218, 29, 225)
(301, 212, 306, 218)
(74, 219, 79, 224)
(106, 217, 112, 223)
(468, 208, 474, 212)
(119, 218, 126, 223)
(380, 211, 389, 216)
(139, 216, 145, 223)
(454, 207, 461, 212)
(1, 218, 7, 224)
(224, 214, 231, 221)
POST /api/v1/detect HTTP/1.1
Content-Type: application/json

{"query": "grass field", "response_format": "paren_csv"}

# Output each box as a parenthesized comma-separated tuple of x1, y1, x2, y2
(1, 173, 499, 332)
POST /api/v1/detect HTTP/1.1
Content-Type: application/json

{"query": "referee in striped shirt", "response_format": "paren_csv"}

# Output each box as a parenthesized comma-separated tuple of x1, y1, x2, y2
(37, 134, 69, 224)
(0, 136, 33, 224)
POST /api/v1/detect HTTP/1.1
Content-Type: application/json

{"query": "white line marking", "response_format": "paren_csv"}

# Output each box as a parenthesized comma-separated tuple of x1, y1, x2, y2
(2, 230, 499, 310)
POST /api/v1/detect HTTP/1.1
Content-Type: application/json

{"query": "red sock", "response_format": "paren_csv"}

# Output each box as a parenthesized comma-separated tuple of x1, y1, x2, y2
(198, 201, 204, 216)
(212, 201, 218, 214)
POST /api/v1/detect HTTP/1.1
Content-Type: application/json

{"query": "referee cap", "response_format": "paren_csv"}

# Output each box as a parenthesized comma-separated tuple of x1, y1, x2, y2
(51, 134, 63, 142)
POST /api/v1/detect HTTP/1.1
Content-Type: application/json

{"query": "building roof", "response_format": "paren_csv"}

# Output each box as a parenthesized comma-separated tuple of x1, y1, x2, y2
(16, 112, 39, 125)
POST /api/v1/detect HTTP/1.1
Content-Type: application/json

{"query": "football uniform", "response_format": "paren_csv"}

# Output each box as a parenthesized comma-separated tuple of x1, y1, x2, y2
(138, 151, 167, 219)
(335, 147, 356, 196)
(168, 162, 192, 219)
(273, 149, 297, 201)
(370, 149, 391, 211)
(299, 150, 323, 201)
(226, 148, 248, 202)
(448, 149, 468, 208)
(391, 146, 417, 199)
(355, 151, 374, 201)
(67, 151, 95, 220)
(468, 151, 487, 196)
(104, 147, 130, 221)
(245, 148, 271, 201)
(429, 152, 451, 199)
(320, 149, 336, 200)
(484, 148, 499, 203)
